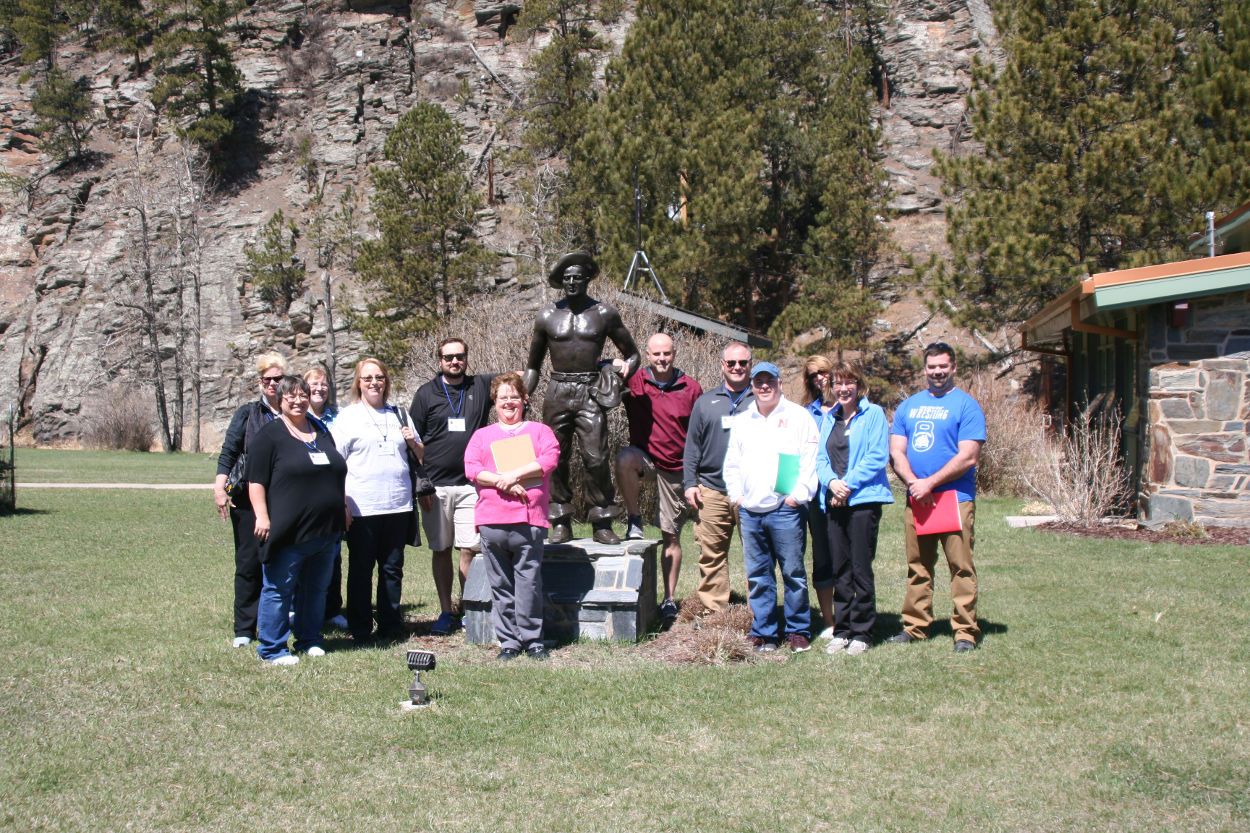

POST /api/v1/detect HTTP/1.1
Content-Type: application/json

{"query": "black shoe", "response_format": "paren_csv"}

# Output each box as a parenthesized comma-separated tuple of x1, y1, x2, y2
(954, 639, 977, 653)
(887, 631, 921, 644)
(525, 644, 550, 661)
(548, 522, 573, 544)
(497, 648, 520, 661)
(592, 526, 621, 545)
(659, 598, 679, 624)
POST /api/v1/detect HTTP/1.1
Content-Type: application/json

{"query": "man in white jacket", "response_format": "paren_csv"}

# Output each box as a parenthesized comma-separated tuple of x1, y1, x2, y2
(723, 362, 819, 652)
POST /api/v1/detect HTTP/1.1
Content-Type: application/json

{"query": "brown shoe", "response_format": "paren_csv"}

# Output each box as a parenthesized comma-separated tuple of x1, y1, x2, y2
(786, 634, 811, 653)
(591, 526, 621, 545)
(548, 522, 573, 544)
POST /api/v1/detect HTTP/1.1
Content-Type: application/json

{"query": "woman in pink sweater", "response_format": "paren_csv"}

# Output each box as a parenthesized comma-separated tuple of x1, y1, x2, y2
(463, 372, 561, 661)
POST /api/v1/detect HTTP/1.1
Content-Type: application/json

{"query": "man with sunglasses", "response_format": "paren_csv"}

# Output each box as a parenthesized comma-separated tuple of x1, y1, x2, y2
(723, 361, 819, 652)
(680, 342, 754, 612)
(409, 338, 499, 635)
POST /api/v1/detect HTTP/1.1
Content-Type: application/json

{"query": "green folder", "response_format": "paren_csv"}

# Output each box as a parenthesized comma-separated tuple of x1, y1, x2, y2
(774, 453, 800, 495)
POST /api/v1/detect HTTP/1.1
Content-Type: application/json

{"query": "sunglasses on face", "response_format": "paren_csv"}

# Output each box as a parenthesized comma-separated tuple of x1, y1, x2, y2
(261, 376, 283, 385)
(723, 359, 750, 368)
(751, 377, 777, 389)
(360, 375, 386, 383)
(441, 353, 466, 362)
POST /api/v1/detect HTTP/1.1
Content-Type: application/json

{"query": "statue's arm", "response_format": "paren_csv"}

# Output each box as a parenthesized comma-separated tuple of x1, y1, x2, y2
(604, 306, 641, 381)
(523, 313, 549, 394)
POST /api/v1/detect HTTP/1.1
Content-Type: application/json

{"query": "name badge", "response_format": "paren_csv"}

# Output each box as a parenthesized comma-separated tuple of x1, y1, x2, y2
(721, 415, 734, 430)
(379, 440, 397, 455)
(308, 452, 330, 465)
(448, 418, 467, 432)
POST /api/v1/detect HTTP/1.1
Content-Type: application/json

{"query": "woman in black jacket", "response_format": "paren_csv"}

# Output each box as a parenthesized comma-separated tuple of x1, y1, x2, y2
(214, 352, 287, 648)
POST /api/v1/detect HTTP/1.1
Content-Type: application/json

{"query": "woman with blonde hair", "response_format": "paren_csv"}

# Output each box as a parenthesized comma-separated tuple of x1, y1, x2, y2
(801, 354, 837, 640)
(303, 364, 346, 629)
(214, 352, 288, 648)
(333, 357, 424, 643)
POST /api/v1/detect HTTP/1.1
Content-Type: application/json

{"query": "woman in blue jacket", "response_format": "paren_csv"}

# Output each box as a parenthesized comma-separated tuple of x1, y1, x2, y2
(816, 362, 893, 656)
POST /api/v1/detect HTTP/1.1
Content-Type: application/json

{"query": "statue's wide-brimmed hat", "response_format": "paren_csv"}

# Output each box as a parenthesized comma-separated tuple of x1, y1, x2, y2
(548, 251, 600, 288)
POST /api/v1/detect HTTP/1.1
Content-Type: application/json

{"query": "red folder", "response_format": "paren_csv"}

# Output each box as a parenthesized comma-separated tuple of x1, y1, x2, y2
(909, 489, 963, 535)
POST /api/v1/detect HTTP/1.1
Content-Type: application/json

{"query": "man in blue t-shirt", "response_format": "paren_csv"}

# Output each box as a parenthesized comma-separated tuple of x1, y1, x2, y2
(888, 342, 986, 652)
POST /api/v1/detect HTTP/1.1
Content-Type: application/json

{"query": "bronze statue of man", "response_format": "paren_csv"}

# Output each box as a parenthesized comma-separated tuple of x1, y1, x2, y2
(524, 252, 640, 545)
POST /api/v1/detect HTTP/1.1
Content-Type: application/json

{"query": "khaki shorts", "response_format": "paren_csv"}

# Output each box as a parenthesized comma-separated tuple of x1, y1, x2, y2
(422, 484, 480, 552)
(654, 468, 690, 535)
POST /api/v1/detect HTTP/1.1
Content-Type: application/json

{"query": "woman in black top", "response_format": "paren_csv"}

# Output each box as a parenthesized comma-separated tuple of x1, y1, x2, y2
(214, 352, 287, 649)
(247, 375, 348, 665)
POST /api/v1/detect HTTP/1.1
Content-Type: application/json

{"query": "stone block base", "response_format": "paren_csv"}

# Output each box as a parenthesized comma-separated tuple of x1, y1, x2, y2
(463, 538, 658, 644)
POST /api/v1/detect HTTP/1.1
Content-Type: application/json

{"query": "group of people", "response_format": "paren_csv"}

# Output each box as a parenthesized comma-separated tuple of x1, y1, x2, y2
(617, 337, 986, 655)
(215, 329, 986, 664)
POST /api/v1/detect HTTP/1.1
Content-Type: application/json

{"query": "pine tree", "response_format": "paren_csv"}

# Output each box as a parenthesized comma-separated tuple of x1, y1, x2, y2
(578, 0, 885, 335)
(243, 209, 304, 314)
(10, 0, 64, 71)
(98, 0, 150, 77)
(31, 67, 93, 162)
(1189, 1, 1250, 218)
(932, 0, 1205, 331)
(354, 104, 497, 369)
(150, 0, 243, 155)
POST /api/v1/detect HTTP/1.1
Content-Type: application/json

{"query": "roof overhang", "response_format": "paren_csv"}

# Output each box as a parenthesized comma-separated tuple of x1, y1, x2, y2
(1187, 201, 1250, 255)
(1023, 250, 1250, 349)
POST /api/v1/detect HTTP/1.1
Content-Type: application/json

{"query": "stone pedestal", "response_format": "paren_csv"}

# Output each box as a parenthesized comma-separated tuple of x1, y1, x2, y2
(463, 538, 658, 644)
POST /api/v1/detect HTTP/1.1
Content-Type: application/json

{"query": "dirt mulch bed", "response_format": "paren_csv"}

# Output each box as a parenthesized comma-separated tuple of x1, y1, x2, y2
(1039, 521, 1250, 546)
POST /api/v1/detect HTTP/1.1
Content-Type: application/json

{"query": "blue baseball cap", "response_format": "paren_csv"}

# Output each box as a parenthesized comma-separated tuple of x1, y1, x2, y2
(749, 361, 780, 380)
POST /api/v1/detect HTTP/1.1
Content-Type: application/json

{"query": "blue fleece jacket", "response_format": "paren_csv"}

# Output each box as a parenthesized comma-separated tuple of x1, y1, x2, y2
(816, 396, 894, 510)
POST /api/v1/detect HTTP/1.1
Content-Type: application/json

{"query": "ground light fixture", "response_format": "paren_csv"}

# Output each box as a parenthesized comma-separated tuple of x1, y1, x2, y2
(402, 649, 436, 710)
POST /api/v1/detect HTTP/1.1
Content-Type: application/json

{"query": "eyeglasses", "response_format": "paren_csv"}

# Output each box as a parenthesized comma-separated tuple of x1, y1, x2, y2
(261, 375, 283, 385)
(440, 353, 466, 362)
(806, 371, 829, 381)
(360, 375, 386, 383)
(283, 392, 309, 401)
(723, 359, 750, 368)
(751, 377, 777, 389)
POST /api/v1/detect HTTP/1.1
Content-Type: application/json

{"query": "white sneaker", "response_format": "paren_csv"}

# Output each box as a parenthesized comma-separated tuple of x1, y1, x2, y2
(816, 626, 834, 641)
(267, 655, 300, 666)
(825, 637, 850, 655)
(327, 614, 349, 630)
(846, 639, 870, 656)
(306, 646, 326, 657)
(232, 636, 252, 648)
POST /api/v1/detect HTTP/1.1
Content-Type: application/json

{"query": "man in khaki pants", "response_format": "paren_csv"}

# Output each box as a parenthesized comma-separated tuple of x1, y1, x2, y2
(887, 342, 986, 652)
(681, 342, 754, 612)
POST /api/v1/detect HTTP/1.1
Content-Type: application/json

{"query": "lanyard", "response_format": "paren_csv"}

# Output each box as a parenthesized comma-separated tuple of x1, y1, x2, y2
(724, 385, 750, 414)
(368, 404, 393, 440)
(440, 379, 465, 419)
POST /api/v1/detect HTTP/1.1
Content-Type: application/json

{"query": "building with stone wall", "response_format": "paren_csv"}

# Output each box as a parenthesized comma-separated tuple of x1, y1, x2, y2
(1023, 226, 1250, 528)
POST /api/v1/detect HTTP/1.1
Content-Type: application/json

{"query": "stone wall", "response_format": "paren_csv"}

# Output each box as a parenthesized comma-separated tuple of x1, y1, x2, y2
(1144, 292, 1250, 527)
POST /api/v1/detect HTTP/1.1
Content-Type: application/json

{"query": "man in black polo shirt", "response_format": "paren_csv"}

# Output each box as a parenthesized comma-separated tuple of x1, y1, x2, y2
(409, 338, 498, 635)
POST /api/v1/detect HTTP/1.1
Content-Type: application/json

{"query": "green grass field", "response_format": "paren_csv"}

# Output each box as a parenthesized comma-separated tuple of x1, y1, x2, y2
(1, 451, 1247, 832)
(13, 448, 218, 484)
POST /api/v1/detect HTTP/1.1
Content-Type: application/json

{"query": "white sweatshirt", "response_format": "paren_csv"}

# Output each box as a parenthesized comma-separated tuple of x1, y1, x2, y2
(723, 396, 819, 512)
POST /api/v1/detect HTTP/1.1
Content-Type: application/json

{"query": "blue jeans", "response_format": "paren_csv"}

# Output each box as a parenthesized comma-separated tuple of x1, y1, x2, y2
(740, 504, 811, 641)
(257, 534, 337, 661)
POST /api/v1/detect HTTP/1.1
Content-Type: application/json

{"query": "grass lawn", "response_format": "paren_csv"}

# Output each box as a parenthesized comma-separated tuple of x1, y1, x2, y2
(1, 451, 1247, 832)
(13, 448, 218, 484)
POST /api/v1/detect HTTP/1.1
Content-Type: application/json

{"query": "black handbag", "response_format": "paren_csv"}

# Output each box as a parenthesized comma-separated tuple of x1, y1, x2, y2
(395, 406, 435, 546)
(224, 404, 270, 506)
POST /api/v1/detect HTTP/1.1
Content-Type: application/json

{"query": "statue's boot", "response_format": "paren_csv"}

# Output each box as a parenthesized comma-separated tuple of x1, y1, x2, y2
(591, 521, 620, 546)
(548, 520, 573, 545)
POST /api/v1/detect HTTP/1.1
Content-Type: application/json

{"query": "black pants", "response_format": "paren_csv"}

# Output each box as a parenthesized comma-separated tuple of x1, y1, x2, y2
(324, 543, 343, 620)
(825, 502, 883, 642)
(345, 511, 408, 640)
(230, 506, 262, 638)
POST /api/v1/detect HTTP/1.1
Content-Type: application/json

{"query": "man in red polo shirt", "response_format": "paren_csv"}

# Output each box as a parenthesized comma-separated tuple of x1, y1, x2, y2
(615, 333, 704, 624)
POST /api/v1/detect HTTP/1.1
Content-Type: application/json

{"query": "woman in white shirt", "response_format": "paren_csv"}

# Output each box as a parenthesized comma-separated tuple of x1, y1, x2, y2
(333, 358, 423, 643)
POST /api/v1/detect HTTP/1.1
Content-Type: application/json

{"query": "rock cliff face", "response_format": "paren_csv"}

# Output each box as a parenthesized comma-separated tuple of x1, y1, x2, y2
(0, 0, 997, 445)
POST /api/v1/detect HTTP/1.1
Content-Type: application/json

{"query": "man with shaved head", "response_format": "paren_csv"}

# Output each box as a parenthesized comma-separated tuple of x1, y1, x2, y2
(615, 332, 703, 624)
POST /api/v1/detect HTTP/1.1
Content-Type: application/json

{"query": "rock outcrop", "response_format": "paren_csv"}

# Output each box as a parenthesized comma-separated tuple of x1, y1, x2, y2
(0, 0, 998, 445)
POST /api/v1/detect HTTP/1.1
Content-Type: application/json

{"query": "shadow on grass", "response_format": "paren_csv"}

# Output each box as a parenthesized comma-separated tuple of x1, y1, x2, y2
(1, 507, 50, 516)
